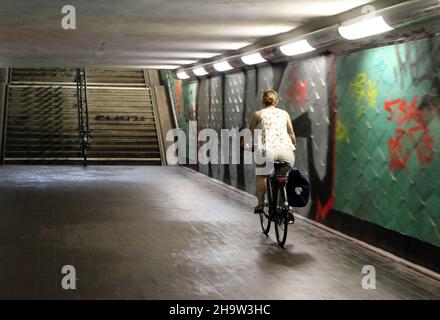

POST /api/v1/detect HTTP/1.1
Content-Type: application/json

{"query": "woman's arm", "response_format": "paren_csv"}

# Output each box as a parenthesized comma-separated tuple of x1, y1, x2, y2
(286, 113, 297, 146)
(249, 111, 260, 137)
(244, 111, 260, 148)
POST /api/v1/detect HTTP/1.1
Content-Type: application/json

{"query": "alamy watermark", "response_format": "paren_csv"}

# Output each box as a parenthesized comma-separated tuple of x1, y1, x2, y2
(61, 265, 77, 290)
(166, 121, 274, 175)
(361, 265, 376, 290)
(61, 5, 76, 30)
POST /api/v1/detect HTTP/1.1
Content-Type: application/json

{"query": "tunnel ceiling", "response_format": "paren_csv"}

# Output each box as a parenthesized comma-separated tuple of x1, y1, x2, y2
(0, 0, 374, 68)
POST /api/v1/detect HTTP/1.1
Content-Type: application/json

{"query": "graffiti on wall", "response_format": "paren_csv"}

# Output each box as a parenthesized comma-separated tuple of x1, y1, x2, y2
(286, 65, 309, 108)
(163, 36, 440, 247)
(336, 120, 350, 143)
(385, 97, 434, 169)
(335, 36, 440, 247)
(349, 72, 378, 118)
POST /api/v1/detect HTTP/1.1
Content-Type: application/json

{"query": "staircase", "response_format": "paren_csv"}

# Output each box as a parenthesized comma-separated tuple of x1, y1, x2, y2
(85, 69, 161, 163)
(3, 68, 162, 164)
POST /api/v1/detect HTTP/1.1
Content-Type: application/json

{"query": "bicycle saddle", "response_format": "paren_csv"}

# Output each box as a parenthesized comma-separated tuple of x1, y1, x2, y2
(274, 160, 292, 166)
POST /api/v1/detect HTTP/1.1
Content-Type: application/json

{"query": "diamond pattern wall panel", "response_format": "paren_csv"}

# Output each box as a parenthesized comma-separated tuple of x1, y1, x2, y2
(180, 81, 198, 163)
(210, 76, 224, 181)
(242, 69, 258, 194)
(224, 73, 245, 130)
(334, 37, 440, 246)
(278, 57, 331, 181)
(197, 78, 210, 176)
(277, 57, 332, 217)
(243, 69, 257, 129)
(224, 73, 245, 188)
(182, 81, 198, 129)
(198, 78, 210, 129)
(257, 66, 274, 98)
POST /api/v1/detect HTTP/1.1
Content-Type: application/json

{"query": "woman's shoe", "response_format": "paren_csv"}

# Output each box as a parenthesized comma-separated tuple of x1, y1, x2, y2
(287, 208, 295, 224)
(287, 213, 295, 224)
(254, 204, 264, 214)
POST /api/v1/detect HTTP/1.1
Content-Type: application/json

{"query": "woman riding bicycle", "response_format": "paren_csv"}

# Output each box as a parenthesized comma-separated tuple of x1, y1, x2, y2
(249, 89, 297, 223)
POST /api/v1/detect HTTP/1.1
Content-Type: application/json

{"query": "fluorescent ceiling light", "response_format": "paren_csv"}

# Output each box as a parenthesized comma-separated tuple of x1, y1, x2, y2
(213, 61, 233, 72)
(176, 71, 190, 79)
(193, 67, 209, 76)
(280, 39, 316, 56)
(338, 16, 394, 40)
(241, 52, 267, 65)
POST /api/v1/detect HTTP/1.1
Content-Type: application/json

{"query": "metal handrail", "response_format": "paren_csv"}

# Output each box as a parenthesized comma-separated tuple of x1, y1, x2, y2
(75, 68, 91, 166)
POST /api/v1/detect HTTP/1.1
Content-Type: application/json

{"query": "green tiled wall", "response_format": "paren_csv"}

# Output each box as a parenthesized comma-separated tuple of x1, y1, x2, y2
(334, 38, 440, 246)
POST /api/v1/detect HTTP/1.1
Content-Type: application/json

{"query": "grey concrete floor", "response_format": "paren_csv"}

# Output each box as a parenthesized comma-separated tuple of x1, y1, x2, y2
(0, 165, 439, 300)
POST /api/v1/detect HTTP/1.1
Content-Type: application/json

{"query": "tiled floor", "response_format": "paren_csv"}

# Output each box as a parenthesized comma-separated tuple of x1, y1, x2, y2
(0, 165, 439, 299)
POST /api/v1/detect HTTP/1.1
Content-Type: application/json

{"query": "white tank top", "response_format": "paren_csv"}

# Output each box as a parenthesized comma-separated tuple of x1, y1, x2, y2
(256, 107, 296, 152)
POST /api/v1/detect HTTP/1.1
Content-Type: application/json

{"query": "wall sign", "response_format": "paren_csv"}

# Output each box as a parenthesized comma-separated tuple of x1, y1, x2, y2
(95, 115, 146, 122)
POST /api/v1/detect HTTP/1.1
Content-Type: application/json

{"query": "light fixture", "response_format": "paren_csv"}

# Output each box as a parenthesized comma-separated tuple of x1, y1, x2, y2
(338, 16, 393, 40)
(280, 39, 316, 56)
(176, 71, 190, 79)
(213, 61, 233, 72)
(193, 67, 209, 76)
(241, 52, 267, 65)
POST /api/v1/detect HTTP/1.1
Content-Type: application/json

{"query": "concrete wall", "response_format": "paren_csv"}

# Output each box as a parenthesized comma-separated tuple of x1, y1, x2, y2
(0, 68, 9, 163)
(161, 35, 440, 248)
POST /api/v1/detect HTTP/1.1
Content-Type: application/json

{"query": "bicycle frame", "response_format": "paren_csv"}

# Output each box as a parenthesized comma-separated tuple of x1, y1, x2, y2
(261, 161, 291, 247)
(266, 164, 290, 220)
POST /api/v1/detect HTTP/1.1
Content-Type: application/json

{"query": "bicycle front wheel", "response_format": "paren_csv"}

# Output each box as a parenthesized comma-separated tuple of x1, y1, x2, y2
(274, 188, 288, 247)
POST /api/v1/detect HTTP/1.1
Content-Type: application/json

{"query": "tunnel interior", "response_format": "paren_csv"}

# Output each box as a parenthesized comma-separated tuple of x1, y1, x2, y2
(0, 0, 439, 300)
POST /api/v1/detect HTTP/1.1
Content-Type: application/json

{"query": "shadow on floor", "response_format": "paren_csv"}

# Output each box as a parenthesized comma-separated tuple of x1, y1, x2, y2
(257, 235, 315, 268)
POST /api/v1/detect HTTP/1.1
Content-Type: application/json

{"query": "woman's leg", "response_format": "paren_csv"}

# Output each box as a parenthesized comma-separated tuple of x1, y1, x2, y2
(256, 175, 267, 206)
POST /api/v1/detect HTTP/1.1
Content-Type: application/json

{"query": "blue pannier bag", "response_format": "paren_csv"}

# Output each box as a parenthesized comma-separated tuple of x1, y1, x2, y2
(286, 167, 310, 207)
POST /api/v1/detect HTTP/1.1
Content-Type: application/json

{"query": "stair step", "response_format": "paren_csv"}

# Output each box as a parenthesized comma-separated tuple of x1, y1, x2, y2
(6, 145, 159, 151)
(6, 67, 163, 164)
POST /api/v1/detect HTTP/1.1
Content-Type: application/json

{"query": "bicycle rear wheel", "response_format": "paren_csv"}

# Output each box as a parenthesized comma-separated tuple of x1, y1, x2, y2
(260, 182, 271, 235)
(274, 188, 288, 247)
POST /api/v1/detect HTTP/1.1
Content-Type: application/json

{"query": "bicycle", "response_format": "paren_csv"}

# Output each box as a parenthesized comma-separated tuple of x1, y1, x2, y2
(259, 160, 292, 247)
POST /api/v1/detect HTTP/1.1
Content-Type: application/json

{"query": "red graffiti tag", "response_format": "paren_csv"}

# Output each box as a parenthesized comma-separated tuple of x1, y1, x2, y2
(388, 129, 409, 169)
(287, 67, 308, 107)
(315, 195, 335, 222)
(291, 80, 308, 107)
(384, 97, 434, 169)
